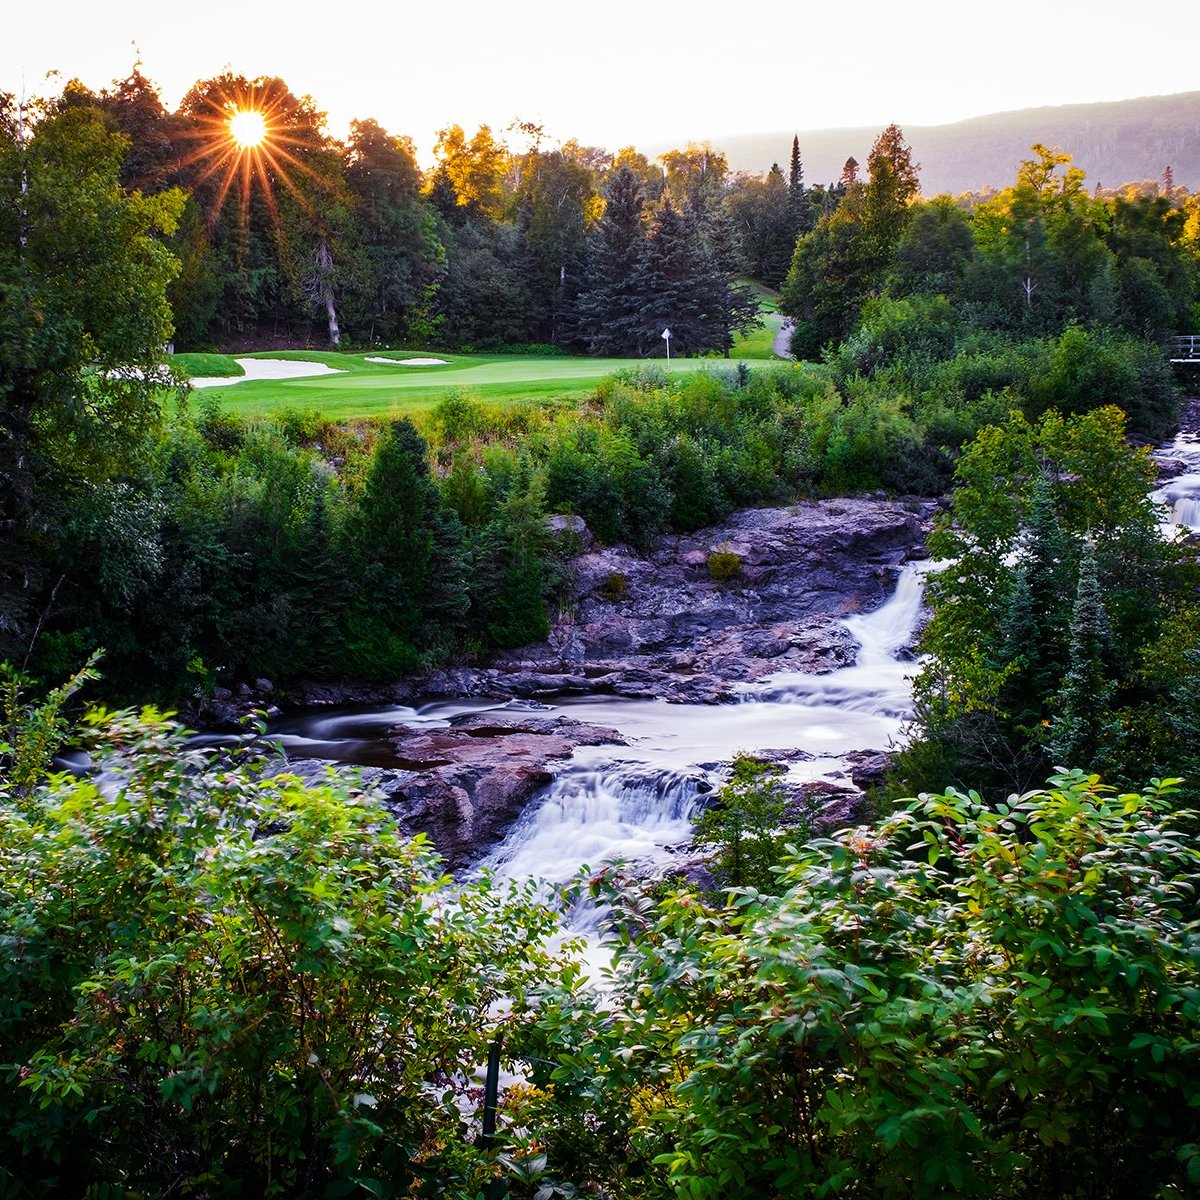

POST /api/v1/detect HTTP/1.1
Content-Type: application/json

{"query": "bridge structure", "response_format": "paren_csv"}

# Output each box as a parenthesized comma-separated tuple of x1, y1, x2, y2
(1171, 335, 1200, 363)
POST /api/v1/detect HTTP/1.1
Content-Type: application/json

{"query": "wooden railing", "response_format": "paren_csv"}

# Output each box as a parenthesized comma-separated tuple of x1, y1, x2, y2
(1172, 335, 1200, 361)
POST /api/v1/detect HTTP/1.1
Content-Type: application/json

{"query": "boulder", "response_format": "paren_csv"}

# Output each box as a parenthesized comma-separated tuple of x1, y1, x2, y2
(473, 496, 934, 704)
(370, 713, 625, 866)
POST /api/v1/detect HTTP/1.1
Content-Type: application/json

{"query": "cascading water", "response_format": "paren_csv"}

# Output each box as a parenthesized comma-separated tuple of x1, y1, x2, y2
(477, 559, 934, 890)
(237, 560, 933, 900)
(1154, 432, 1200, 533)
(479, 762, 709, 887)
(739, 560, 932, 718)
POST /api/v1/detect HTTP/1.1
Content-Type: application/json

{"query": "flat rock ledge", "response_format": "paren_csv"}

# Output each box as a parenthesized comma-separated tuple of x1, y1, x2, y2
(191, 495, 934, 725)
(425, 496, 934, 705)
(278, 712, 623, 868)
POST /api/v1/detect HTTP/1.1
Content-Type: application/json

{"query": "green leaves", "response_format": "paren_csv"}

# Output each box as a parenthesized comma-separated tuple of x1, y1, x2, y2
(529, 772, 1200, 1199)
(0, 707, 574, 1196)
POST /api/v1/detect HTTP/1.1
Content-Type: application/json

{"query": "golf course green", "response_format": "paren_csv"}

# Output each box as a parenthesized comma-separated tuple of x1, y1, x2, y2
(176, 295, 789, 420)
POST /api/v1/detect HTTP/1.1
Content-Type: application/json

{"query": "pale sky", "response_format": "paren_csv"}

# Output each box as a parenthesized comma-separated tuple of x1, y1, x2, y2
(8, 0, 1198, 164)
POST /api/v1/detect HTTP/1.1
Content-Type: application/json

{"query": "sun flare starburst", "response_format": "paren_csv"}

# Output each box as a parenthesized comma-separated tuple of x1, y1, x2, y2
(228, 108, 268, 150)
(176, 77, 337, 245)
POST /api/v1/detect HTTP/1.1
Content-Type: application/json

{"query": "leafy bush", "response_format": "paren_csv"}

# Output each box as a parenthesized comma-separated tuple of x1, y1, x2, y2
(534, 772, 1200, 1199)
(706, 546, 742, 582)
(691, 753, 794, 891)
(0, 708, 572, 1197)
(599, 571, 628, 600)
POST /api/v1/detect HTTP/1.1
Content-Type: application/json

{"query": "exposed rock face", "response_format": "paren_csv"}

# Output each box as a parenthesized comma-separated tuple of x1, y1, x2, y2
(425, 497, 933, 704)
(278, 712, 624, 869)
(196, 496, 932, 864)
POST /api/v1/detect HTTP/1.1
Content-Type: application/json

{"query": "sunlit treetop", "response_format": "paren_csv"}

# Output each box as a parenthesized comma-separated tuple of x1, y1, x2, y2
(228, 108, 267, 150)
(174, 74, 335, 224)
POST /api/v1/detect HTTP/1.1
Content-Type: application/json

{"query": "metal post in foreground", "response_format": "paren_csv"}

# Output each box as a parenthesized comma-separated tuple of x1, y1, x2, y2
(480, 1036, 502, 1148)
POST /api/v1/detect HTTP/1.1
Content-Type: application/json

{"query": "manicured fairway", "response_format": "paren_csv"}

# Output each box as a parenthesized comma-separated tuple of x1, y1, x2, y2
(183, 347, 786, 419)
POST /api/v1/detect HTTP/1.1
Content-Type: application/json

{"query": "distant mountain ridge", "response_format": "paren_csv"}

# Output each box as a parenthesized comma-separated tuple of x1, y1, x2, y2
(648, 93, 1200, 196)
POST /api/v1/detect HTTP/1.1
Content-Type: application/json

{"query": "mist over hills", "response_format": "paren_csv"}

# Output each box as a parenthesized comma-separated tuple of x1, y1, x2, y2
(653, 92, 1200, 195)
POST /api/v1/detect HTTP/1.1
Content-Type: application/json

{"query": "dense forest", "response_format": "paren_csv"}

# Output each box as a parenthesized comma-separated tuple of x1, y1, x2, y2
(2, 67, 1199, 1199)
(48, 69, 764, 355)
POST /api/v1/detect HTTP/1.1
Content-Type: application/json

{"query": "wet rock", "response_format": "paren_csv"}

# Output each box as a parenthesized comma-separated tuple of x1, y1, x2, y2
(844, 749, 893, 791)
(369, 713, 625, 866)
(263, 713, 626, 868)
(1155, 456, 1189, 481)
(545, 514, 594, 552)
(783, 778, 874, 831)
(470, 497, 934, 705)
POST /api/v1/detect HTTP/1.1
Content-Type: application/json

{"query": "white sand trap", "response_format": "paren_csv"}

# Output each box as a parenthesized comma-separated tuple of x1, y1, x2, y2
(190, 358, 346, 388)
(364, 356, 449, 366)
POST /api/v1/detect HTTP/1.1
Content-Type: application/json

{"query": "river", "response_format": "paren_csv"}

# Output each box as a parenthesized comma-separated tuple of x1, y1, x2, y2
(268, 561, 931, 890)
(247, 429, 1200, 897)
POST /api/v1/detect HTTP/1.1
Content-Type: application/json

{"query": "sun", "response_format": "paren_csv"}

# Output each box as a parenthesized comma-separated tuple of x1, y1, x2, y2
(228, 109, 268, 150)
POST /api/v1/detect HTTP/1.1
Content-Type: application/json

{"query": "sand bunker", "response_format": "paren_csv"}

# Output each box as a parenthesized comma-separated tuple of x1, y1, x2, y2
(190, 358, 346, 388)
(364, 356, 449, 366)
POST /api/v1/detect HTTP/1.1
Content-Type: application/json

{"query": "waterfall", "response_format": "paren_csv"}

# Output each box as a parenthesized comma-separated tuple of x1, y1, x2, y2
(479, 761, 708, 886)
(482, 560, 934, 891)
(1161, 476, 1200, 532)
(843, 560, 931, 666)
(1154, 433, 1200, 534)
(738, 560, 933, 718)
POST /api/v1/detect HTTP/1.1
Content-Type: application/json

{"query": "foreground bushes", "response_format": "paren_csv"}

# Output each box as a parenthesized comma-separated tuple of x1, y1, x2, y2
(2, 694, 1197, 1198)
(528, 773, 1200, 1199)
(0, 707, 572, 1197)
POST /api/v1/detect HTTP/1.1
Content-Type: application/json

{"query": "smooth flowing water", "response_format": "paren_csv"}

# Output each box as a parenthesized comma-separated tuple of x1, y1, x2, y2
(480, 561, 933, 886)
(265, 561, 933, 890)
(1154, 431, 1200, 532)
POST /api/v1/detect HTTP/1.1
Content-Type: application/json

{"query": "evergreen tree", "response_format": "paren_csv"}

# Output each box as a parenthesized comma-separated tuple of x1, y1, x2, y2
(345, 420, 465, 672)
(631, 199, 758, 357)
(762, 164, 797, 284)
(1047, 539, 1115, 769)
(95, 66, 176, 193)
(632, 198, 705, 354)
(787, 134, 813, 238)
(996, 473, 1075, 739)
(575, 165, 647, 355)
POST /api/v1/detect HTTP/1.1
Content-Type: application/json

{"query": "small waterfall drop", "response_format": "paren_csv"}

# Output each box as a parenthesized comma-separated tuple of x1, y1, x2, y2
(738, 559, 933, 718)
(478, 761, 709, 887)
(482, 560, 933, 891)
(1154, 432, 1200, 533)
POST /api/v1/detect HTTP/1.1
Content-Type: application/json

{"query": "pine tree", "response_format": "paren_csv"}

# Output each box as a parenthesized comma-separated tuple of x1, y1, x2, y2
(574, 165, 647, 355)
(1047, 539, 1115, 769)
(997, 472, 1075, 736)
(787, 135, 812, 238)
(633, 198, 708, 355)
(632, 199, 758, 356)
(346, 420, 467, 671)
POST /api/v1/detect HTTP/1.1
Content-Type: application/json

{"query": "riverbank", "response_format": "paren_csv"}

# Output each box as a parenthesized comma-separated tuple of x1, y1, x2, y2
(192, 493, 935, 866)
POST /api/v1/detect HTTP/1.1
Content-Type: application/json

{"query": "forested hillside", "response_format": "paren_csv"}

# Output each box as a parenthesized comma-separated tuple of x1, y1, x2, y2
(704, 90, 1200, 196)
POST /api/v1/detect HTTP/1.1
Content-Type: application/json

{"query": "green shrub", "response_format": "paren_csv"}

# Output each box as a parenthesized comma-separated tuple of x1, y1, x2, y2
(599, 571, 628, 600)
(691, 753, 793, 892)
(535, 772, 1200, 1199)
(707, 545, 742, 581)
(0, 707, 571, 1196)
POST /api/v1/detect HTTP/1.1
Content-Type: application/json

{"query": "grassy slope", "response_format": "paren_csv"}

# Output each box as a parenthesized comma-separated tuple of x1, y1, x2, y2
(191, 343, 791, 419)
(173, 352, 245, 377)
